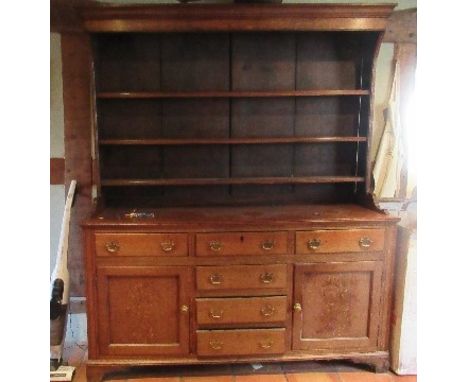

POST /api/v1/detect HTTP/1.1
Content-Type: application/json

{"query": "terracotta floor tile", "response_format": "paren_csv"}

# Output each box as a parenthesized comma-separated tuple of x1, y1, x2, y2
(338, 371, 370, 382)
(338, 372, 395, 382)
(128, 378, 181, 382)
(183, 376, 233, 382)
(285, 372, 341, 382)
(235, 374, 287, 382)
(393, 376, 416, 382)
(281, 361, 338, 373)
(374, 374, 395, 382)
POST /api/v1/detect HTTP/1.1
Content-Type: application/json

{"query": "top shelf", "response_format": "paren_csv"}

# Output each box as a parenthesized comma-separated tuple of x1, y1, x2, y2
(97, 90, 370, 99)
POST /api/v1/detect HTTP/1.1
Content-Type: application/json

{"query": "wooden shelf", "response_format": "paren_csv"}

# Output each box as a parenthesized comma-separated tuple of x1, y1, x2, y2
(100, 137, 367, 146)
(97, 90, 370, 99)
(101, 176, 365, 187)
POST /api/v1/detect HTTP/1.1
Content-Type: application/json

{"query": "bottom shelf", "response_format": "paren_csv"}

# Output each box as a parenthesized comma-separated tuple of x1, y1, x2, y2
(100, 182, 365, 209)
(101, 176, 365, 187)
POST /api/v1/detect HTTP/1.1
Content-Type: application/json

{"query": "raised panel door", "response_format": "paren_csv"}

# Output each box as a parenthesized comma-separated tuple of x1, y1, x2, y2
(96, 265, 191, 356)
(292, 261, 383, 351)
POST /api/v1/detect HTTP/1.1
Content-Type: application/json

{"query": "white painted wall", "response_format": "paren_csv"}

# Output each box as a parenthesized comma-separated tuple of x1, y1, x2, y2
(398, 228, 417, 374)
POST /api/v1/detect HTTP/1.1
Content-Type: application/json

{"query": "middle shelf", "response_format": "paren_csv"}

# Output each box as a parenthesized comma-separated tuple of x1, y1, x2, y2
(96, 89, 370, 99)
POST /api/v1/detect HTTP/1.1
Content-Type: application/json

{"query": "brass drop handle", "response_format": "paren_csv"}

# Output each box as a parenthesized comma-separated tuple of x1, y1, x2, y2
(307, 238, 321, 251)
(261, 240, 275, 251)
(105, 241, 120, 253)
(209, 273, 224, 285)
(209, 340, 223, 350)
(259, 272, 274, 284)
(209, 309, 224, 319)
(359, 237, 373, 249)
(293, 303, 302, 312)
(259, 341, 273, 349)
(260, 305, 276, 317)
(180, 305, 189, 314)
(160, 241, 176, 253)
(209, 241, 223, 252)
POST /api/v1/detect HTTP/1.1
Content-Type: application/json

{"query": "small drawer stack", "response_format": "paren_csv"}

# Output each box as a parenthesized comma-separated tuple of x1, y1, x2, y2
(195, 232, 288, 357)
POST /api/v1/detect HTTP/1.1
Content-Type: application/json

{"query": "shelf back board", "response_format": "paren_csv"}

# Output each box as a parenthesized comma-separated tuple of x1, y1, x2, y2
(85, 4, 392, 209)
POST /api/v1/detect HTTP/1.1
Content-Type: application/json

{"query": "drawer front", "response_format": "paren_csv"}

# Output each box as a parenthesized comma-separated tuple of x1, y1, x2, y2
(196, 296, 287, 327)
(197, 328, 286, 356)
(95, 233, 188, 257)
(196, 232, 288, 256)
(296, 228, 385, 254)
(196, 264, 288, 292)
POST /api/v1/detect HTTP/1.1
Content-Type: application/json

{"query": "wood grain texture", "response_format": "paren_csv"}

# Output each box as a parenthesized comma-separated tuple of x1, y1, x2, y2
(84, 204, 399, 228)
(62, 33, 93, 296)
(79, 5, 399, 378)
(94, 232, 188, 257)
(293, 261, 383, 351)
(378, 225, 398, 351)
(50, 157, 65, 185)
(383, 9, 417, 44)
(80, 4, 395, 33)
(197, 328, 286, 357)
(100, 176, 365, 187)
(196, 296, 288, 328)
(97, 90, 370, 99)
(295, 228, 385, 254)
(195, 231, 288, 256)
(93, 29, 380, 207)
(196, 264, 288, 293)
(96, 265, 191, 356)
(51, 0, 92, 33)
(99, 137, 368, 146)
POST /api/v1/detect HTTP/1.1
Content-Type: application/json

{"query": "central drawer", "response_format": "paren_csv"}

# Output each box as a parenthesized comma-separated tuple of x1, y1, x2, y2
(197, 328, 286, 357)
(196, 296, 287, 327)
(196, 231, 288, 256)
(196, 264, 288, 292)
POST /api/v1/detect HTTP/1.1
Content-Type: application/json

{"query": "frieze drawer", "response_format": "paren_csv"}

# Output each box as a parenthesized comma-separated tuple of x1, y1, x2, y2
(95, 233, 188, 257)
(296, 229, 385, 254)
(196, 231, 288, 256)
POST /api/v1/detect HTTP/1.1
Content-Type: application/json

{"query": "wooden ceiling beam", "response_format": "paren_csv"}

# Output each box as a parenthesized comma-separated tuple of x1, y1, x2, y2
(383, 8, 417, 44)
(51, 0, 97, 33)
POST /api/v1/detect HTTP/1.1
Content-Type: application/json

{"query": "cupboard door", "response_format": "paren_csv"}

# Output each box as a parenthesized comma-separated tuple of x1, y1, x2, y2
(96, 266, 191, 356)
(293, 262, 383, 351)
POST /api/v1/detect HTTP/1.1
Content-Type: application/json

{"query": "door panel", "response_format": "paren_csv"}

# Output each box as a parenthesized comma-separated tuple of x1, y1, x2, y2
(293, 262, 383, 351)
(96, 265, 191, 356)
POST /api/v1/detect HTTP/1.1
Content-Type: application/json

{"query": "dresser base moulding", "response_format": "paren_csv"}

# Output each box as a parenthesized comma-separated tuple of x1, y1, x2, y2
(86, 351, 389, 382)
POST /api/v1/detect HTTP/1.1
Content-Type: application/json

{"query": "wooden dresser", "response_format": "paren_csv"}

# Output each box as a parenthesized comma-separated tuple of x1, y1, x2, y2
(79, 4, 398, 381)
